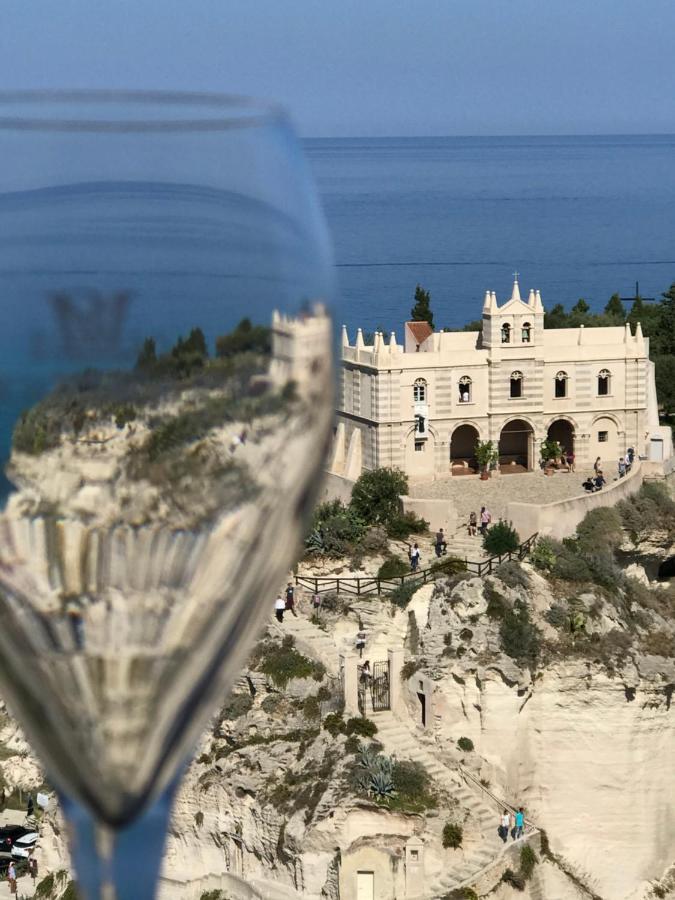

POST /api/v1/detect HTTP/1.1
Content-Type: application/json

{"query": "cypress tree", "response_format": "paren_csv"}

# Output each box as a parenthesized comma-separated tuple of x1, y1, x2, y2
(410, 284, 434, 327)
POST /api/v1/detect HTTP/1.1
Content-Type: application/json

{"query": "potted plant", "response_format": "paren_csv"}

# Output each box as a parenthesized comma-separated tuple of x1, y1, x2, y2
(475, 440, 498, 480)
(540, 438, 563, 474)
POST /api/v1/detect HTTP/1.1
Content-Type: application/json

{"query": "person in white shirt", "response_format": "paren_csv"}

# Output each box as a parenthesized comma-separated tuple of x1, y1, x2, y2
(499, 810, 511, 843)
(274, 595, 286, 623)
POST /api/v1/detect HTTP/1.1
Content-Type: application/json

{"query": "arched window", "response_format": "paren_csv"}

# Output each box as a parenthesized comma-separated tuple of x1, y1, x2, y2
(501, 323, 511, 344)
(522, 322, 532, 343)
(413, 379, 427, 403)
(458, 376, 472, 403)
(555, 371, 568, 399)
(415, 414, 426, 435)
(510, 370, 523, 399)
(597, 369, 611, 396)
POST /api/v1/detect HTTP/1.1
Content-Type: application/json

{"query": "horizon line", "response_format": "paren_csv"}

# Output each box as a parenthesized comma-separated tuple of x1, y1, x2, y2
(303, 131, 675, 140)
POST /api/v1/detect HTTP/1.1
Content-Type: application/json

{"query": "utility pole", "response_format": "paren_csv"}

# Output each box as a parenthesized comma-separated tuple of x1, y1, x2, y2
(620, 281, 655, 304)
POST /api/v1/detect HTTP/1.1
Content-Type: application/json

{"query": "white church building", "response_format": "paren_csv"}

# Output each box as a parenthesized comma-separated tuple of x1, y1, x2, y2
(331, 277, 672, 482)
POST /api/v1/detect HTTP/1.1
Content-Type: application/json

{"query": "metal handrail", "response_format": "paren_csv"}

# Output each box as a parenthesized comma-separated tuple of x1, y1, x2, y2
(297, 533, 538, 596)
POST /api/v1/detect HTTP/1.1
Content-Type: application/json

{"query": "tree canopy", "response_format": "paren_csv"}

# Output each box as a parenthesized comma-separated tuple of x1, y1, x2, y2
(410, 284, 434, 327)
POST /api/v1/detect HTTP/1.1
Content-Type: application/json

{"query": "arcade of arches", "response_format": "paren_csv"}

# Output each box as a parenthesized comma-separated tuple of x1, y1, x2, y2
(498, 419, 534, 472)
(547, 419, 575, 457)
(449, 424, 479, 474)
(448, 418, 577, 475)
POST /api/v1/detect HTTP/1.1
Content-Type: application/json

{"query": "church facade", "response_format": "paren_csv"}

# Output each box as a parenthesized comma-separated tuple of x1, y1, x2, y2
(332, 278, 672, 481)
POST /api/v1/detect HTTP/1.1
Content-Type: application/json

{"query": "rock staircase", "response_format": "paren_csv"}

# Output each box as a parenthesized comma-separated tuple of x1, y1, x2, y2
(372, 711, 537, 899)
(268, 612, 339, 676)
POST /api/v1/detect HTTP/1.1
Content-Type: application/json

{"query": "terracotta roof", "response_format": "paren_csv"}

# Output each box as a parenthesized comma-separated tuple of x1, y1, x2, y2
(406, 321, 434, 344)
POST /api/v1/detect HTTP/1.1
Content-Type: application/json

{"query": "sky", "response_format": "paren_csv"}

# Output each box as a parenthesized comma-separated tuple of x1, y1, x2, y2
(0, 0, 674, 137)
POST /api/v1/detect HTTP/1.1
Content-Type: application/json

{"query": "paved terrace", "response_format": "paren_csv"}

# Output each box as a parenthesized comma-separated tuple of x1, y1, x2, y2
(409, 468, 596, 523)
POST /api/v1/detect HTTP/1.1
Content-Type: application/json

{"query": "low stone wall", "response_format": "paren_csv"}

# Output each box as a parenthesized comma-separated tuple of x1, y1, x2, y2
(320, 471, 356, 504)
(400, 495, 456, 534)
(506, 461, 644, 541)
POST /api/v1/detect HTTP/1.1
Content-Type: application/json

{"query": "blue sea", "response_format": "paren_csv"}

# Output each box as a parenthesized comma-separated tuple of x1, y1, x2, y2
(305, 135, 675, 332)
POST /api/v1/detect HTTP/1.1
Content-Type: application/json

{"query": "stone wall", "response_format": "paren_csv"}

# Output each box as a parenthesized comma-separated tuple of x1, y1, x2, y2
(506, 460, 644, 540)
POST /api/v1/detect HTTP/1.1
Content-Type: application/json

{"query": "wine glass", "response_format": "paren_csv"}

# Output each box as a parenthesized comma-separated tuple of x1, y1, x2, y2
(0, 91, 335, 899)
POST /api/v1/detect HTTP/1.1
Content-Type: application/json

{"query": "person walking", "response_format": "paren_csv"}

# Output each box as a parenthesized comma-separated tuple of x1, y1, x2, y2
(285, 582, 297, 617)
(409, 543, 421, 572)
(468, 511, 477, 536)
(514, 807, 525, 840)
(480, 506, 491, 536)
(499, 809, 510, 843)
(355, 628, 367, 658)
(311, 591, 321, 616)
(274, 594, 285, 623)
(618, 457, 626, 478)
(434, 528, 447, 557)
(7, 860, 16, 894)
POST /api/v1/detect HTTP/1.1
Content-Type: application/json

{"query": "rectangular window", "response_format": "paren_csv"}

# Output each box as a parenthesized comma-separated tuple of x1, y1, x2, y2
(510, 379, 522, 399)
(555, 379, 566, 398)
(598, 431, 608, 442)
(414, 441, 424, 452)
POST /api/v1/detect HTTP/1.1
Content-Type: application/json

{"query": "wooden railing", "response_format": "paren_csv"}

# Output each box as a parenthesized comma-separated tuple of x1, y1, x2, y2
(296, 533, 538, 596)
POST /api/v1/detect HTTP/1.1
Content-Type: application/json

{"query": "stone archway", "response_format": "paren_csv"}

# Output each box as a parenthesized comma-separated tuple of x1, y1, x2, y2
(547, 418, 575, 457)
(499, 419, 534, 472)
(450, 423, 479, 475)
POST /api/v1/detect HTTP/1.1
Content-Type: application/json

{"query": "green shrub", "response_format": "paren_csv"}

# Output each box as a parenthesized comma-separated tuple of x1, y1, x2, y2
(575, 506, 623, 554)
(442, 891, 478, 900)
(386, 511, 429, 539)
(113, 403, 137, 428)
(344, 734, 361, 754)
(501, 868, 526, 890)
(500, 600, 540, 669)
(62, 883, 81, 900)
(442, 821, 463, 849)
(301, 695, 321, 720)
(530, 537, 557, 572)
(259, 636, 325, 687)
(389, 581, 419, 609)
(345, 717, 378, 738)
(323, 712, 345, 737)
(545, 604, 568, 629)
(483, 521, 520, 556)
(430, 556, 467, 576)
(457, 736, 474, 753)
(391, 760, 437, 812)
(360, 525, 390, 556)
(350, 467, 409, 527)
(200, 891, 228, 900)
(378, 556, 410, 579)
(305, 499, 366, 557)
(520, 843, 538, 880)
(222, 692, 254, 720)
(215, 317, 271, 358)
(400, 659, 420, 681)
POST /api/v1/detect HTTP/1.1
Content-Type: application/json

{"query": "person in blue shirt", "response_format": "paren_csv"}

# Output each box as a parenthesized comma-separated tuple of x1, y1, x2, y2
(514, 808, 525, 839)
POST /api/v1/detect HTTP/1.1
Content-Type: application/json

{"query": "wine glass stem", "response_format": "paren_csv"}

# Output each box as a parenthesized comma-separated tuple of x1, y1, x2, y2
(60, 779, 178, 900)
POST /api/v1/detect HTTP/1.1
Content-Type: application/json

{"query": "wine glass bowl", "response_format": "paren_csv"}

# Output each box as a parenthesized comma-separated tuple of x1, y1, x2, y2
(0, 91, 334, 894)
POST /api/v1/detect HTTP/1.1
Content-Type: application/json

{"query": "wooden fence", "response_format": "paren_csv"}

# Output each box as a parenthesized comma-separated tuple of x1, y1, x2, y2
(296, 533, 538, 597)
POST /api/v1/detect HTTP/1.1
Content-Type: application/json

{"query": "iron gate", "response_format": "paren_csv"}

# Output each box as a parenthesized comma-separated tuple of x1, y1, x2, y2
(371, 660, 391, 711)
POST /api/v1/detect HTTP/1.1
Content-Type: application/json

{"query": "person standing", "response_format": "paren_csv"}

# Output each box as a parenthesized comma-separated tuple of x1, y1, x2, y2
(468, 511, 477, 536)
(7, 860, 16, 894)
(274, 595, 285, 623)
(355, 627, 367, 658)
(499, 810, 510, 843)
(514, 807, 525, 840)
(594, 456, 601, 476)
(26, 793, 34, 819)
(480, 506, 491, 536)
(567, 449, 575, 473)
(311, 591, 321, 616)
(285, 582, 297, 617)
(434, 528, 447, 557)
(409, 543, 421, 572)
(618, 457, 626, 478)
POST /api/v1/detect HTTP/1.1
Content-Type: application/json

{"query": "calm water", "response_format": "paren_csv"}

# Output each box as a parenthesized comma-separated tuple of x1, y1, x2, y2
(306, 135, 675, 331)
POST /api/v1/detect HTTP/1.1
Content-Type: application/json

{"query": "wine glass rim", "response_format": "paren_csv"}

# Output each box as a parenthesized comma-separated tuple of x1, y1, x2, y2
(0, 89, 289, 133)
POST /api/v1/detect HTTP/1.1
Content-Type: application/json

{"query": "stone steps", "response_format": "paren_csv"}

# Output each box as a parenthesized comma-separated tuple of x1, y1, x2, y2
(268, 615, 339, 675)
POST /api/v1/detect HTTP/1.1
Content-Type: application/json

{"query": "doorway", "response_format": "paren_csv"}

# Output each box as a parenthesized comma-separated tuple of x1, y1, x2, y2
(357, 872, 374, 900)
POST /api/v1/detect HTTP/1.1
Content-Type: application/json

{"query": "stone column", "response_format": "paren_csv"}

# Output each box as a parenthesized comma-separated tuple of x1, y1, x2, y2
(341, 652, 360, 716)
(388, 647, 405, 714)
(404, 836, 425, 899)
